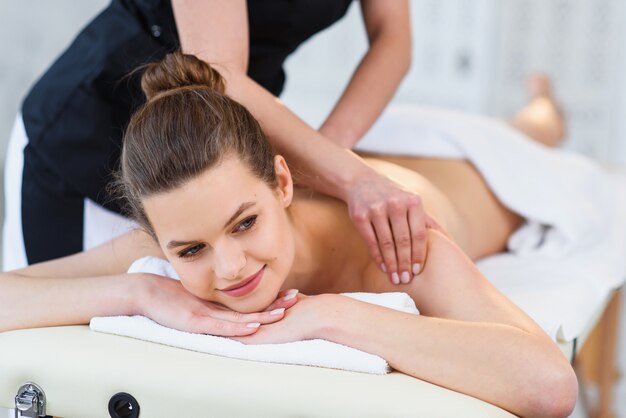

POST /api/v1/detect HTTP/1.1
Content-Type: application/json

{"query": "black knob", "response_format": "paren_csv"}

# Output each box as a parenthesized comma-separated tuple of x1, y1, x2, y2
(108, 392, 140, 418)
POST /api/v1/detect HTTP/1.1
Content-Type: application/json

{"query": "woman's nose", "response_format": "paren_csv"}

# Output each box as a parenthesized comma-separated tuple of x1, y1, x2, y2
(213, 241, 246, 281)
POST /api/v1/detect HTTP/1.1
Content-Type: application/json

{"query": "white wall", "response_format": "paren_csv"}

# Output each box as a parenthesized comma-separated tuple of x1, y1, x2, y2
(0, 1, 109, 161)
(281, 0, 626, 164)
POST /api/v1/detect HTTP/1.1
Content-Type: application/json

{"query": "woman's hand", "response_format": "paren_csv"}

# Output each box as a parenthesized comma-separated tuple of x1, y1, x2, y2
(346, 169, 440, 285)
(231, 293, 344, 345)
(138, 273, 299, 336)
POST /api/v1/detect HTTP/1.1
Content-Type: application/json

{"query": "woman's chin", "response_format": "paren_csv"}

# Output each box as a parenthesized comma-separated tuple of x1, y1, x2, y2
(226, 292, 278, 314)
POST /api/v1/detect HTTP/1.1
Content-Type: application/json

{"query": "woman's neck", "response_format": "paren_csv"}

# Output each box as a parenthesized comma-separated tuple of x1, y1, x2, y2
(280, 191, 369, 295)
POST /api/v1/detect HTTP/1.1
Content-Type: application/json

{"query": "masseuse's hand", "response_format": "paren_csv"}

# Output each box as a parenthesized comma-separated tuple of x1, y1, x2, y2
(138, 273, 299, 336)
(346, 169, 439, 285)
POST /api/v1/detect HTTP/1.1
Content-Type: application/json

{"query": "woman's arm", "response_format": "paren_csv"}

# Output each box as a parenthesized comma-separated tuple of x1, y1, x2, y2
(0, 230, 152, 332)
(0, 231, 295, 334)
(237, 229, 577, 418)
(319, 0, 411, 148)
(171, 0, 428, 285)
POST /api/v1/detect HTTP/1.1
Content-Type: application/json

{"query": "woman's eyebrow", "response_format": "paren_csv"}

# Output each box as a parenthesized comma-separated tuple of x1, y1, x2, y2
(167, 239, 199, 250)
(166, 201, 256, 250)
(223, 201, 255, 228)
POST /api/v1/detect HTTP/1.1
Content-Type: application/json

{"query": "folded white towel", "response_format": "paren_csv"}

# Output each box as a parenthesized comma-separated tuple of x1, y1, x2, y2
(90, 256, 419, 374)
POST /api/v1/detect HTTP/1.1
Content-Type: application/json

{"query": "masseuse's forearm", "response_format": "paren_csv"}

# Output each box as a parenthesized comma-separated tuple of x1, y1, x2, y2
(322, 300, 575, 418)
(224, 72, 368, 200)
(319, 31, 411, 148)
(0, 274, 142, 332)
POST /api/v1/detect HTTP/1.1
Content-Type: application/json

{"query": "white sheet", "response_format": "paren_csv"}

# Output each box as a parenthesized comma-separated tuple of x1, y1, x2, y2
(355, 105, 626, 340)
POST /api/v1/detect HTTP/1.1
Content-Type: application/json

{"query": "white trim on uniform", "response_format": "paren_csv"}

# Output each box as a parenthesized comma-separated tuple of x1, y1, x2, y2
(83, 198, 137, 251)
(3, 115, 28, 271)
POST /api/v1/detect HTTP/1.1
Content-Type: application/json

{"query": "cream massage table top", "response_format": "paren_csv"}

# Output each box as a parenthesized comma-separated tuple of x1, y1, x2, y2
(0, 326, 516, 418)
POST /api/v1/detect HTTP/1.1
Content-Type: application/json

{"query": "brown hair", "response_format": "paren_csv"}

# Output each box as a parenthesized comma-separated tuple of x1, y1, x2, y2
(119, 52, 277, 236)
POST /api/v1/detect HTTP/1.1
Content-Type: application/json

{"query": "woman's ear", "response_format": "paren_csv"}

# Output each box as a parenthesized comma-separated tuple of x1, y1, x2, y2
(274, 155, 293, 207)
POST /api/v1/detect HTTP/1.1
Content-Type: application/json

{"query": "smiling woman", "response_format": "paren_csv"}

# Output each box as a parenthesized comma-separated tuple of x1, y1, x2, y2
(0, 52, 578, 418)
(143, 155, 296, 314)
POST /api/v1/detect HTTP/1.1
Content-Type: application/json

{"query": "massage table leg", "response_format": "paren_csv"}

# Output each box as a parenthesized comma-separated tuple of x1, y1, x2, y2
(575, 288, 622, 418)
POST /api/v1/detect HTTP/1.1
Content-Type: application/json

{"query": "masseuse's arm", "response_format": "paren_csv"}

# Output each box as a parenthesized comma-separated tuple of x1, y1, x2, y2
(319, 0, 411, 148)
(172, 0, 428, 285)
(0, 231, 294, 334)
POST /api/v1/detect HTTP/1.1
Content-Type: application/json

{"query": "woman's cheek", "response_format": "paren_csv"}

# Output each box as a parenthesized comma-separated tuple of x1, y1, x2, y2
(174, 262, 216, 300)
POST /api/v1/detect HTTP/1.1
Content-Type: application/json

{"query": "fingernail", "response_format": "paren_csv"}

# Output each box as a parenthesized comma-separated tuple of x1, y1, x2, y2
(401, 271, 411, 284)
(270, 308, 285, 315)
(412, 263, 421, 275)
(380, 263, 387, 273)
(391, 272, 400, 285)
(283, 289, 299, 301)
(246, 322, 261, 328)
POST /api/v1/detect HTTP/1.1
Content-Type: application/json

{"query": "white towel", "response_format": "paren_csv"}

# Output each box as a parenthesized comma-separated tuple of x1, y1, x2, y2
(91, 256, 419, 374)
(356, 105, 626, 340)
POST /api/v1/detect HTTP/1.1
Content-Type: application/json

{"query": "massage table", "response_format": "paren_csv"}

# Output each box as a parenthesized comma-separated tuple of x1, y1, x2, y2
(0, 325, 517, 418)
(0, 289, 619, 418)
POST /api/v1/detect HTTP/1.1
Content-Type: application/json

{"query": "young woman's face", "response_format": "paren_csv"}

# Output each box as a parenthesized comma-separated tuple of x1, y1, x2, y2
(142, 154, 295, 313)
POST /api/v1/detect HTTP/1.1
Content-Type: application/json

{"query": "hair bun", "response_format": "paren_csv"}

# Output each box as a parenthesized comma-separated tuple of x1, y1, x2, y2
(141, 51, 225, 100)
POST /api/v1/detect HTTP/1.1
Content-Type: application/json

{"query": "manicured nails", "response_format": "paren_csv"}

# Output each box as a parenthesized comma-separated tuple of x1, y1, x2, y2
(380, 263, 387, 273)
(401, 271, 411, 284)
(270, 308, 285, 316)
(412, 263, 421, 275)
(391, 272, 400, 285)
(246, 322, 261, 329)
(283, 289, 299, 301)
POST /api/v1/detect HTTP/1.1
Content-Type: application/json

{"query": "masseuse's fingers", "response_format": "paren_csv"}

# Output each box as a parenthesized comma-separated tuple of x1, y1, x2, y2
(390, 206, 414, 284)
(353, 219, 384, 273)
(371, 210, 400, 284)
(346, 167, 428, 285)
(407, 204, 429, 279)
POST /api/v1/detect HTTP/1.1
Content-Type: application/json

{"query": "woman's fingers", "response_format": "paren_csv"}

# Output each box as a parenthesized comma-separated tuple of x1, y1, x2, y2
(187, 309, 283, 336)
(263, 289, 300, 312)
(190, 290, 302, 336)
(187, 316, 263, 337)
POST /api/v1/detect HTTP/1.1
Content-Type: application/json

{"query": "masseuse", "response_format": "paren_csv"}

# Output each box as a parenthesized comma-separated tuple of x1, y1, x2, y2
(5, 0, 431, 287)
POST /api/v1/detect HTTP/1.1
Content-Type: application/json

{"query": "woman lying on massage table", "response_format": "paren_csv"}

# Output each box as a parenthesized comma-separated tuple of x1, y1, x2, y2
(0, 52, 576, 418)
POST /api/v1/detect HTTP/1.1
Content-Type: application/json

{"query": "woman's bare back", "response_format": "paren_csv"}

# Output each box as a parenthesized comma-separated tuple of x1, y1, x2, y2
(289, 155, 524, 296)
(363, 155, 523, 260)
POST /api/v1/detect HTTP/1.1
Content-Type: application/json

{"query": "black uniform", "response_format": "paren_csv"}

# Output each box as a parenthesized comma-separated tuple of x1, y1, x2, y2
(19, 0, 353, 264)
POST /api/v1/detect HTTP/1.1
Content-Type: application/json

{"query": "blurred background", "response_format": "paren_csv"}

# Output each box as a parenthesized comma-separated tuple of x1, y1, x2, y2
(1, 1, 624, 416)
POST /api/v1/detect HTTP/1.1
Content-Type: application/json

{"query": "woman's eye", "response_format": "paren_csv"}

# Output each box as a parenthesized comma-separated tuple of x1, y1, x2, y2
(179, 244, 204, 258)
(234, 216, 257, 232)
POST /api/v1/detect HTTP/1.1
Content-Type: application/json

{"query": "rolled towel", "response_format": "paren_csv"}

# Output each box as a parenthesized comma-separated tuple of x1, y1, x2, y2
(90, 256, 419, 374)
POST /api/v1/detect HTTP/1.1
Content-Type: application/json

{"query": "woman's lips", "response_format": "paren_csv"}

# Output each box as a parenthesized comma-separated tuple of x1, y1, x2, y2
(220, 266, 265, 297)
